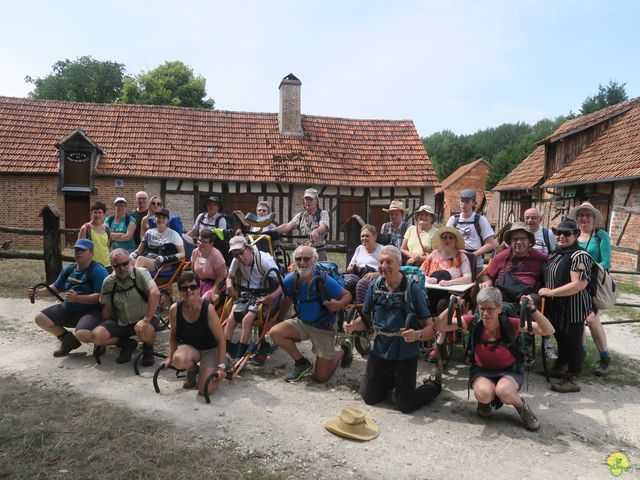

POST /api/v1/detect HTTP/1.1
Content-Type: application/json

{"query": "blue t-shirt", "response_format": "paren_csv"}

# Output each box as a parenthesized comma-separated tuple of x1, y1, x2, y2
(282, 267, 344, 330)
(105, 214, 137, 253)
(53, 261, 109, 313)
(363, 276, 430, 360)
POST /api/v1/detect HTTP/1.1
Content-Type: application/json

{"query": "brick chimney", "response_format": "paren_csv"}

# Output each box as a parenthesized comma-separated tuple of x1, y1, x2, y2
(278, 73, 303, 137)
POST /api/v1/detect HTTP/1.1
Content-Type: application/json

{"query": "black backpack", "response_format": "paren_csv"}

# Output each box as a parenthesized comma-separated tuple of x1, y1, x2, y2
(102, 268, 149, 303)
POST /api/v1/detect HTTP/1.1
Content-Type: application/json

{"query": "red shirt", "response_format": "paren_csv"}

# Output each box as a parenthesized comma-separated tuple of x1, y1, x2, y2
(486, 248, 547, 287)
(463, 315, 521, 371)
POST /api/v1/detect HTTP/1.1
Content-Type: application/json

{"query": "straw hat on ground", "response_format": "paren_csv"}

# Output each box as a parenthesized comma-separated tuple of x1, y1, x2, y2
(324, 406, 379, 441)
(431, 226, 465, 250)
(567, 202, 603, 227)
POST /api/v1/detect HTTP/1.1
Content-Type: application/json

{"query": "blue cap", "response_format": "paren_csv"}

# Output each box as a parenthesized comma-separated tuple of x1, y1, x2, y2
(74, 238, 94, 250)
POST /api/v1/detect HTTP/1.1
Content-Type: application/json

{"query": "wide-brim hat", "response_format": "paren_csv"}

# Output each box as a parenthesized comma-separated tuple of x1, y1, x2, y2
(567, 202, 603, 227)
(413, 204, 437, 221)
(503, 221, 535, 246)
(324, 406, 379, 441)
(382, 200, 408, 213)
(431, 226, 465, 250)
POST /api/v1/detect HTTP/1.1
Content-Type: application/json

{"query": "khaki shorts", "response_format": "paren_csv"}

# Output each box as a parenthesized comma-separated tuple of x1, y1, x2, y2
(178, 344, 218, 370)
(285, 318, 336, 360)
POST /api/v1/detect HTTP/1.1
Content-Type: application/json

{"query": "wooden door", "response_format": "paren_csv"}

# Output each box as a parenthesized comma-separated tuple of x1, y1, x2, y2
(64, 195, 90, 246)
(223, 193, 259, 217)
(339, 196, 366, 229)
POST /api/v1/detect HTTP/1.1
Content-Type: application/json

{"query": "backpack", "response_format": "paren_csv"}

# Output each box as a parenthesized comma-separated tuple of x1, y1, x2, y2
(105, 214, 133, 232)
(103, 268, 149, 303)
(60, 261, 97, 293)
(288, 264, 342, 329)
(399, 265, 426, 289)
(82, 223, 112, 248)
(453, 213, 484, 246)
(212, 228, 234, 267)
(542, 228, 553, 254)
(590, 264, 617, 310)
(148, 215, 183, 235)
(464, 312, 529, 373)
(370, 273, 417, 321)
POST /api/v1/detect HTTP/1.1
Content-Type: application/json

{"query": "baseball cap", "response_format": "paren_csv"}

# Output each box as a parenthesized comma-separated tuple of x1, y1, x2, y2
(228, 236, 249, 253)
(304, 188, 319, 199)
(74, 238, 94, 250)
(114, 197, 127, 205)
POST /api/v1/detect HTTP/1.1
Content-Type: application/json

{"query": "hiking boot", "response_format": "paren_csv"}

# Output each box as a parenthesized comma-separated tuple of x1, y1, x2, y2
(183, 365, 199, 389)
(116, 338, 138, 364)
(285, 358, 312, 382)
(92, 345, 106, 359)
(551, 374, 581, 393)
(53, 332, 81, 357)
(593, 356, 611, 377)
(514, 398, 540, 431)
(141, 343, 155, 367)
(544, 345, 558, 360)
(546, 362, 568, 379)
(340, 339, 353, 368)
(477, 402, 492, 418)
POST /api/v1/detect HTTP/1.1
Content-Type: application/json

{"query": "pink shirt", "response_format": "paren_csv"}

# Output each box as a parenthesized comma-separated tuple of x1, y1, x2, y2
(463, 315, 520, 371)
(190, 247, 227, 281)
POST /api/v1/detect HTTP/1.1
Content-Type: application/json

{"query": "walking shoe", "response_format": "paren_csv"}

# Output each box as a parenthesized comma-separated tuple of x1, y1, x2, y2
(183, 365, 199, 389)
(593, 356, 611, 377)
(477, 402, 492, 418)
(116, 338, 138, 364)
(544, 345, 558, 360)
(141, 343, 155, 367)
(427, 348, 438, 363)
(514, 398, 540, 431)
(250, 353, 268, 366)
(285, 358, 312, 382)
(551, 374, 581, 393)
(53, 332, 81, 357)
(92, 345, 106, 359)
(340, 339, 353, 368)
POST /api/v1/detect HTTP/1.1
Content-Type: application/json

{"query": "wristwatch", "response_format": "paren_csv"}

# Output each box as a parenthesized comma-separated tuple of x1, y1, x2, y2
(217, 363, 226, 370)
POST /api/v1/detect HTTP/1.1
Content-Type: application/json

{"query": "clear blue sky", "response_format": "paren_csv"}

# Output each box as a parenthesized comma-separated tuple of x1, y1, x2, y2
(1, 0, 638, 137)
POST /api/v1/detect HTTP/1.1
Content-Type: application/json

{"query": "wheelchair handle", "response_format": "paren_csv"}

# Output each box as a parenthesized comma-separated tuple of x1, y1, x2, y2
(30, 282, 65, 303)
(519, 297, 533, 332)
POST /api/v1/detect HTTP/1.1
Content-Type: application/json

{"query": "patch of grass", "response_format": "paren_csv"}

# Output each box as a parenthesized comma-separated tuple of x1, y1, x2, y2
(616, 282, 640, 296)
(0, 375, 286, 480)
(0, 258, 48, 299)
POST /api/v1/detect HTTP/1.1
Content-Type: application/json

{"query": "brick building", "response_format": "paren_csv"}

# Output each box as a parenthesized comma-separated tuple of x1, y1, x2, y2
(494, 97, 640, 271)
(434, 157, 489, 221)
(0, 74, 439, 248)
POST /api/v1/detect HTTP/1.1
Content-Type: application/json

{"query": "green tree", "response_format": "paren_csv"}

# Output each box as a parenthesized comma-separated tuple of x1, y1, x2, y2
(119, 61, 214, 109)
(25, 56, 125, 103)
(580, 80, 628, 115)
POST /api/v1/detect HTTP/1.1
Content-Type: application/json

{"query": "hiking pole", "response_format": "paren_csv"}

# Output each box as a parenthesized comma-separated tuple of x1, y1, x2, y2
(29, 282, 65, 303)
(203, 372, 220, 404)
(152, 363, 182, 394)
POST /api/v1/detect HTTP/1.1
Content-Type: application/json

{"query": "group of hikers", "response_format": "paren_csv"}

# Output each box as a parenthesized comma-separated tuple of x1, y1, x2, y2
(28, 186, 614, 431)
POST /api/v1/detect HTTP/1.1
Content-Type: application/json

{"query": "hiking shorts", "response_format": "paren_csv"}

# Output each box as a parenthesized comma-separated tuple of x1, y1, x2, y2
(285, 318, 336, 360)
(469, 368, 524, 390)
(98, 319, 136, 339)
(41, 303, 102, 331)
(177, 344, 218, 370)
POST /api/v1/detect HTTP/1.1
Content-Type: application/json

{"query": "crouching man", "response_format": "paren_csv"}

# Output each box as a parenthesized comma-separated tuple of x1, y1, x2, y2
(92, 249, 161, 364)
(29, 239, 109, 357)
(264, 245, 352, 383)
(344, 245, 442, 413)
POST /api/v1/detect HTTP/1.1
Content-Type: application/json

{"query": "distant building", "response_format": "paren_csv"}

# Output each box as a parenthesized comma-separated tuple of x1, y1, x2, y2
(434, 158, 489, 221)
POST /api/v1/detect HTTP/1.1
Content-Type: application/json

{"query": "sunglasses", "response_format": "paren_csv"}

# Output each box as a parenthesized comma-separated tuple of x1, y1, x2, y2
(179, 284, 199, 292)
(151, 202, 163, 206)
(295, 256, 312, 262)
(111, 260, 130, 268)
(478, 307, 498, 314)
(553, 230, 574, 237)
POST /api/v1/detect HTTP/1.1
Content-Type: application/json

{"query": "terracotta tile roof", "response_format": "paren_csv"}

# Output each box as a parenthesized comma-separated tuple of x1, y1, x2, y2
(493, 145, 545, 191)
(543, 101, 640, 187)
(436, 157, 488, 192)
(0, 96, 438, 187)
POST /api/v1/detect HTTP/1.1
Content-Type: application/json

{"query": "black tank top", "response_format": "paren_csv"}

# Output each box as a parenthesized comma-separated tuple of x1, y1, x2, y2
(175, 300, 217, 350)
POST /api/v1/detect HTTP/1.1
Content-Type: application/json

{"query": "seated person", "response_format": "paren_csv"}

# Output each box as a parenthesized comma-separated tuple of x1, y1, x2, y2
(28, 239, 108, 357)
(162, 272, 227, 394)
(223, 236, 278, 360)
(185, 194, 227, 239)
(251, 201, 275, 232)
(92, 249, 160, 365)
(264, 245, 352, 383)
(141, 195, 183, 238)
(434, 287, 555, 430)
(190, 229, 227, 305)
(400, 205, 437, 266)
(130, 208, 185, 274)
(479, 222, 547, 316)
(343, 224, 381, 304)
(380, 200, 410, 249)
(343, 245, 441, 413)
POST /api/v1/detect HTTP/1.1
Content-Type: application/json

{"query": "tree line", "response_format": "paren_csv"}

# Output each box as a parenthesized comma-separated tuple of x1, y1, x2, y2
(423, 80, 629, 189)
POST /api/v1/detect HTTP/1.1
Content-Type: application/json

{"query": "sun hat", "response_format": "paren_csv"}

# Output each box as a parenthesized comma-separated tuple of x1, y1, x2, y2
(459, 189, 477, 201)
(567, 202, 603, 227)
(324, 406, 379, 441)
(73, 238, 94, 251)
(503, 222, 535, 246)
(382, 200, 408, 213)
(431, 226, 465, 250)
(228, 235, 249, 253)
(114, 197, 127, 205)
(552, 218, 581, 235)
(304, 188, 319, 199)
(413, 205, 437, 221)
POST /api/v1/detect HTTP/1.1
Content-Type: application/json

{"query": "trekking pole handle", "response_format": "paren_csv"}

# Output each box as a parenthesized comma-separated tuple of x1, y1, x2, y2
(30, 282, 65, 303)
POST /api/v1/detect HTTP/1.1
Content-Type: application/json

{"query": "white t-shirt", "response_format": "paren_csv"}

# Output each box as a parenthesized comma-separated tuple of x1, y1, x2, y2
(532, 227, 557, 254)
(349, 244, 382, 271)
(193, 212, 227, 233)
(229, 248, 278, 289)
(143, 228, 184, 253)
(446, 213, 494, 267)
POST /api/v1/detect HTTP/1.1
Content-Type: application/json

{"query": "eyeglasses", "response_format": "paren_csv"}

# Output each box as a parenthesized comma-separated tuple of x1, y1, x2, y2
(111, 260, 130, 268)
(151, 202, 162, 206)
(553, 230, 574, 237)
(179, 284, 199, 292)
(232, 248, 246, 258)
(510, 236, 529, 243)
(136, 197, 147, 201)
(478, 307, 498, 314)
(295, 256, 312, 262)
(441, 235, 456, 241)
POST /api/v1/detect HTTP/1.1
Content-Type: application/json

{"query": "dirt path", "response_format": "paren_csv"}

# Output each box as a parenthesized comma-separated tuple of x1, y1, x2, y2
(1, 297, 639, 480)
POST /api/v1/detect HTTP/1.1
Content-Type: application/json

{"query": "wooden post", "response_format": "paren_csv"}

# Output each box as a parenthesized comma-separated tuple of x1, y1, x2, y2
(342, 215, 366, 270)
(40, 204, 63, 283)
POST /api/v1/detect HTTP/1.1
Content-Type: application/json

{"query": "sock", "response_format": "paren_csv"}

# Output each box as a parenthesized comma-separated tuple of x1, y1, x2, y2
(226, 340, 238, 357)
(295, 357, 308, 366)
(237, 343, 249, 357)
(600, 351, 609, 359)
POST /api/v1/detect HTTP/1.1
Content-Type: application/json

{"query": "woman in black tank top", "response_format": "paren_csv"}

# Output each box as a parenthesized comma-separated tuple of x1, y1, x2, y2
(162, 272, 226, 396)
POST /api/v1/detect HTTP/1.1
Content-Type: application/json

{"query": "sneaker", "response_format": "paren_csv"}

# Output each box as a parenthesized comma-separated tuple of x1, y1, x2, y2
(593, 356, 611, 377)
(250, 353, 268, 366)
(53, 332, 81, 357)
(477, 402, 491, 418)
(515, 398, 540, 431)
(544, 345, 558, 360)
(285, 358, 312, 382)
(551, 374, 581, 393)
(183, 365, 199, 389)
(340, 339, 353, 368)
(116, 338, 138, 364)
(141, 343, 155, 367)
(427, 348, 438, 363)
